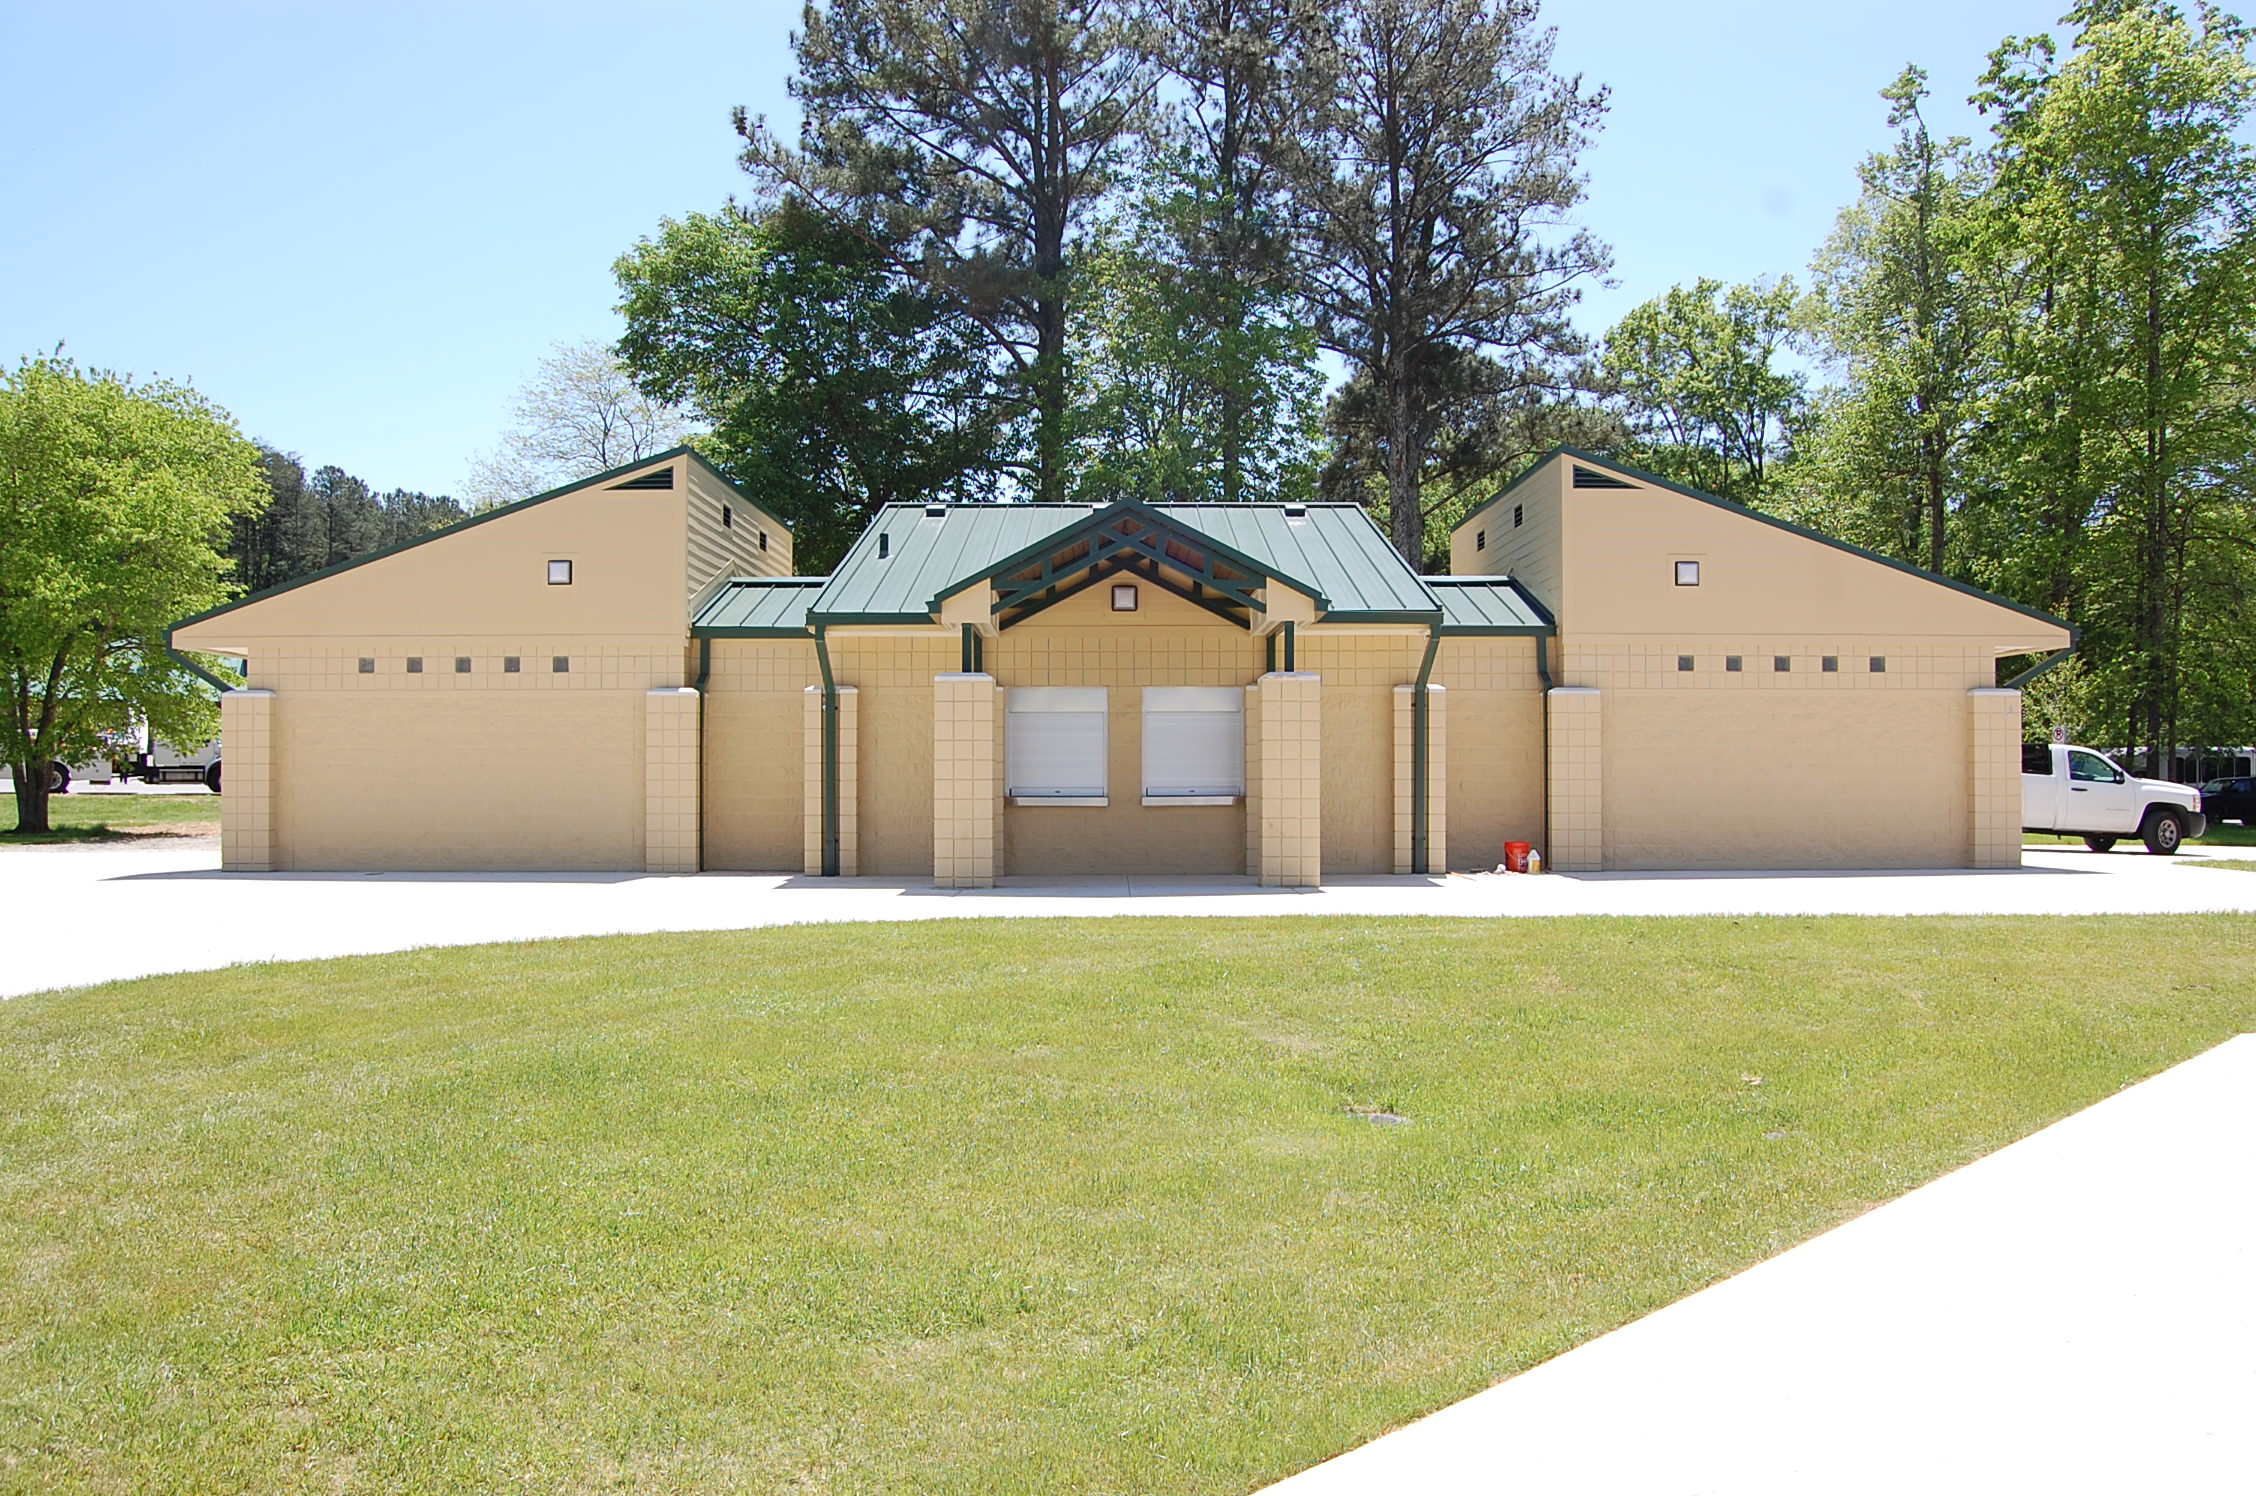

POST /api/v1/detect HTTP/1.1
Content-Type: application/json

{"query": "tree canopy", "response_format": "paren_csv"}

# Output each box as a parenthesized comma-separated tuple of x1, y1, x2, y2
(0, 357, 268, 832)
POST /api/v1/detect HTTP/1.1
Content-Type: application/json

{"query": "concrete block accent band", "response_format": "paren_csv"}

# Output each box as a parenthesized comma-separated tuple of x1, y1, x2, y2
(1546, 686, 1603, 872)
(218, 689, 276, 872)
(644, 687, 701, 873)
(1968, 687, 2023, 870)
(932, 672, 998, 889)
(1393, 684, 1447, 875)
(1255, 671, 1322, 887)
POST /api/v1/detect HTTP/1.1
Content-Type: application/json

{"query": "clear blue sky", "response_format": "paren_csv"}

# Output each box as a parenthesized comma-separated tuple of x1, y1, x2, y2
(3, 0, 2067, 497)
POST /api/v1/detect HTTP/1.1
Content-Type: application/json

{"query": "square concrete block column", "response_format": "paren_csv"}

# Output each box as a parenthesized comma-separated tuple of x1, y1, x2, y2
(1546, 686, 1603, 872)
(644, 687, 701, 873)
(218, 688, 275, 872)
(1393, 683, 1448, 875)
(802, 683, 859, 876)
(1968, 687, 2023, 870)
(933, 672, 998, 889)
(1255, 671, 1322, 887)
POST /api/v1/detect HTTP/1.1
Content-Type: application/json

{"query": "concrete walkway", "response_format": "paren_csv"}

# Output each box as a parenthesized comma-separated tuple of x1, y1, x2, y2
(3, 843, 2254, 997)
(1262, 1034, 2256, 1496)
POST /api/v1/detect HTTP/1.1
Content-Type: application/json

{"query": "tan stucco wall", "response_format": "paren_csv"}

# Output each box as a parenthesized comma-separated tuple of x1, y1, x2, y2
(1296, 630, 1428, 874)
(827, 632, 957, 876)
(703, 640, 817, 871)
(271, 686, 645, 870)
(985, 585, 1262, 877)
(1433, 637, 1545, 871)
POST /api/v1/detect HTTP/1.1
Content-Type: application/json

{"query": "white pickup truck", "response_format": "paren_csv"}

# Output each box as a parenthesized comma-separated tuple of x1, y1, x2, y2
(2022, 743, 2205, 854)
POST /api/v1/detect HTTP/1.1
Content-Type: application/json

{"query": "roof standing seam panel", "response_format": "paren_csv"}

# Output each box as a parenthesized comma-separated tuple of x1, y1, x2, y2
(693, 577, 826, 633)
(805, 501, 1438, 623)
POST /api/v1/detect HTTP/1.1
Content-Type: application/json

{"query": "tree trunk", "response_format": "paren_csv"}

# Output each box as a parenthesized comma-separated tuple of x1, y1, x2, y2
(1384, 365, 1423, 566)
(11, 764, 51, 835)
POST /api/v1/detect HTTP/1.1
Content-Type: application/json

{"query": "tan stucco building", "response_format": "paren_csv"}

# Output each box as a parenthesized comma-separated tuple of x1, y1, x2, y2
(171, 445, 2071, 882)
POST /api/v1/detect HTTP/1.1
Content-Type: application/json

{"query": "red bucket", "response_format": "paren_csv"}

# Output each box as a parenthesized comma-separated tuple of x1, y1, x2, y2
(1503, 841, 1533, 873)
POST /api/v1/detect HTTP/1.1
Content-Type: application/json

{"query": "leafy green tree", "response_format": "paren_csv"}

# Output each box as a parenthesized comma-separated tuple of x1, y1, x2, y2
(740, 0, 1159, 503)
(0, 357, 266, 833)
(616, 200, 1010, 570)
(1975, 0, 2256, 765)
(1275, 0, 1610, 564)
(1319, 351, 1624, 561)
(1801, 68, 1994, 570)
(1068, 174, 1323, 504)
(1597, 276, 1809, 507)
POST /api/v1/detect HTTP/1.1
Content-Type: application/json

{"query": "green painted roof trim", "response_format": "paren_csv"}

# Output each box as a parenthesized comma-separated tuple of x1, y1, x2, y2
(1453, 445, 2078, 641)
(168, 446, 771, 640)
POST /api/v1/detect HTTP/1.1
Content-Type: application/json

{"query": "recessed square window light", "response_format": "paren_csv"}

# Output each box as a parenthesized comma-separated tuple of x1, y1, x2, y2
(1675, 560, 1700, 586)
(1112, 583, 1139, 611)
(406, 656, 423, 673)
(1678, 655, 1694, 672)
(455, 657, 471, 674)
(548, 559, 573, 585)
(1725, 655, 1742, 672)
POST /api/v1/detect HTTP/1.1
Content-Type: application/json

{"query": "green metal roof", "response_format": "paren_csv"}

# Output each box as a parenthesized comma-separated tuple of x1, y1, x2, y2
(1425, 576, 1554, 634)
(1162, 503, 1439, 619)
(692, 577, 826, 636)
(813, 505, 1089, 623)
(804, 500, 1443, 625)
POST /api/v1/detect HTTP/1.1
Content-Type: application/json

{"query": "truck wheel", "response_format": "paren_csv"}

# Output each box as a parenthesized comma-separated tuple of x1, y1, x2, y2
(47, 764, 71, 794)
(2140, 810, 2185, 856)
(203, 762, 222, 794)
(2081, 835, 2117, 853)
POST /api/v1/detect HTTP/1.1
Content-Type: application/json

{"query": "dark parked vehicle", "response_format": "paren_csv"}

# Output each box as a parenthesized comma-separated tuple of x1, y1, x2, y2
(2198, 776, 2256, 826)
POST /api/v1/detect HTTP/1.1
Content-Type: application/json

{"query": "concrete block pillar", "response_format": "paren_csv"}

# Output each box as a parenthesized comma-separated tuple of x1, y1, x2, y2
(218, 688, 275, 872)
(932, 672, 998, 889)
(1968, 687, 2024, 870)
(644, 687, 701, 873)
(1243, 684, 1262, 875)
(1545, 686, 1603, 872)
(1393, 684, 1448, 874)
(802, 683, 859, 876)
(1255, 671, 1322, 887)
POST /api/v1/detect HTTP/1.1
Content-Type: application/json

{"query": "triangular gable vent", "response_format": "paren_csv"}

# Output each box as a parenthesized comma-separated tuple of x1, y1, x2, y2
(610, 467, 676, 490)
(1571, 464, 1635, 489)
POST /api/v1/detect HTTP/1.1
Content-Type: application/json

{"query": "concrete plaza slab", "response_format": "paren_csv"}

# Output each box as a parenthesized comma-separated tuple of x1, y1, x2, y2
(1260, 1033, 2256, 1496)
(2, 842, 2253, 998)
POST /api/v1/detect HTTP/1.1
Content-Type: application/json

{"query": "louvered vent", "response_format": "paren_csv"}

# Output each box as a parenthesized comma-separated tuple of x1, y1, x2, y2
(611, 468, 676, 490)
(1571, 465, 1634, 489)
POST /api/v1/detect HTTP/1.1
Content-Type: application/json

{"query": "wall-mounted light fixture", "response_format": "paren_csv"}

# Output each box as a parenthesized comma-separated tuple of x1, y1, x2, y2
(1112, 583, 1139, 611)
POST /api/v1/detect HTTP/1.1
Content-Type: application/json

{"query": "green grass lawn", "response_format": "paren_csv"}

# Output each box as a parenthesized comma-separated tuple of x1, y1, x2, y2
(3, 917, 2251, 1494)
(2191, 859, 2256, 873)
(3, 791, 219, 842)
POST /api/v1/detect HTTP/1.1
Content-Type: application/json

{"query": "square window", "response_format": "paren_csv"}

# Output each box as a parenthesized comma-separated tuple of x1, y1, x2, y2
(357, 657, 375, 674)
(406, 656, 423, 673)
(1677, 655, 1694, 672)
(1822, 655, 1838, 672)
(1870, 656, 1887, 673)
(1675, 560, 1701, 586)
(1774, 655, 1791, 672)
(1007, 687, 1107, 799)
(1112, 583, 1138, 611)
(504, 656, 521, 673)
(1143, 687, 1245, 799)
(552, 656, 570, 673)
(1725, 655, 1743, 672)
(722, 504, 733, 529)
(455, 656, 472, 674)
(1475, 530, 1486, 551)
(1513, 504, 1524, 528)
(547, 559, 573, 585)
